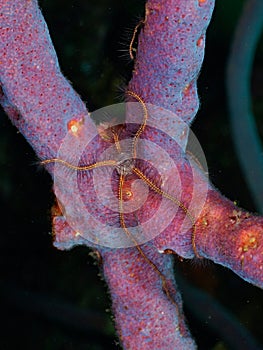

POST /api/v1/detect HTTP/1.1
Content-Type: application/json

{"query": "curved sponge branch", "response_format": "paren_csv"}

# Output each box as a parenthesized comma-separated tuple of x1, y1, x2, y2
(128, 0, 215, 124)
(0, 0, 96, 161)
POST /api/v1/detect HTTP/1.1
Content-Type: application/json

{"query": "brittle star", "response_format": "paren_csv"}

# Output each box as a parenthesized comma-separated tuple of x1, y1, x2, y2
(41, 90, 199, 313)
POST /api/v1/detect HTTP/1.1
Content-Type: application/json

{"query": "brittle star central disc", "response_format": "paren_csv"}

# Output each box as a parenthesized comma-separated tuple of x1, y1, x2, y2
(116, 153, 135, 176)
(53, 102, 208, 248)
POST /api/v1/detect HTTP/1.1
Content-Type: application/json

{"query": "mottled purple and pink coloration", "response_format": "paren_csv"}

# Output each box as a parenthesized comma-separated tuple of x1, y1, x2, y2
(0, 0, 95, 160)
(102, 245, 195, 349)
(1, 1, 263, 350)
(129, 0, 214, 124)
(195, 189, 263, 287)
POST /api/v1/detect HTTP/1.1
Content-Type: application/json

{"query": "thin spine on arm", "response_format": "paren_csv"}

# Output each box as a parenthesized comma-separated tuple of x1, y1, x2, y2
(41, 158, 117, 170)
(129, 19, 145, 60)
(125, 90, 148, 159)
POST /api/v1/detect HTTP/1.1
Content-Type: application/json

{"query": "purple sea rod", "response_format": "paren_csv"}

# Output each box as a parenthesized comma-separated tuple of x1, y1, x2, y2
(0, 1, 262, 349)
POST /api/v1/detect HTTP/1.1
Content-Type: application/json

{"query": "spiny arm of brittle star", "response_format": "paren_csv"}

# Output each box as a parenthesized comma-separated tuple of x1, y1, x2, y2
(126, 90, 148, 159)
(40, 158, 117, 170)
(112, 131, 122, 153)
(118, 174, 182, 314)
(129, 19, 145, 60)
(132, 166, 200, 258)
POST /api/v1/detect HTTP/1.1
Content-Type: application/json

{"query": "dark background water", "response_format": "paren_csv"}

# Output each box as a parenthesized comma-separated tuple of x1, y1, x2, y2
(0, 0, 263, 349)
